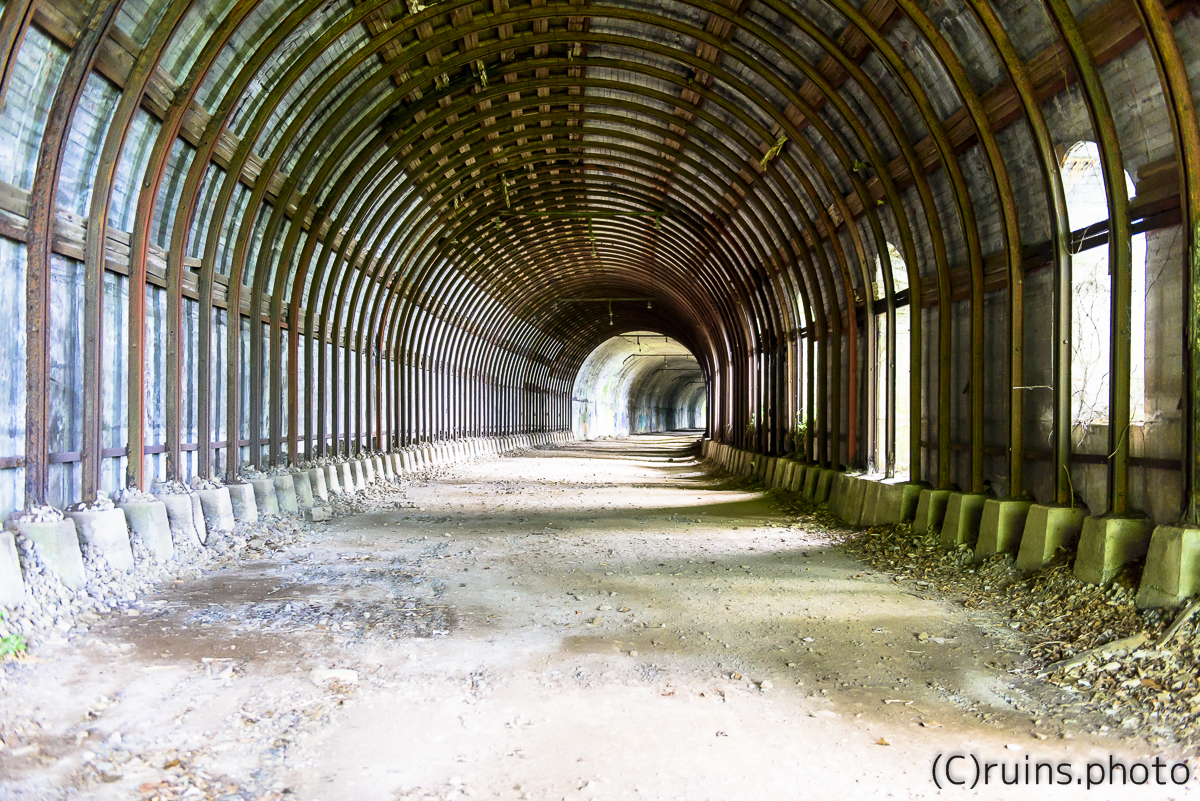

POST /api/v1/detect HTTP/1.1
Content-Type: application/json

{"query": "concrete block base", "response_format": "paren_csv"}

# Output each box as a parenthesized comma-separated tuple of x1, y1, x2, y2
(803, 466, 820, 499)
(859, 480, 884, 526)
(939, 493, 989, 550)
(273, 475, 299, 514)
(814, 468, 836, 504)
(292, 471, 315, 510)
(251, 479, 280, 517)
(305, 468, 328, 501)
(196, 488, 236, 533)
(339, 463, 355, 493)
(913, 489, 951, 535)
(974, 499, 1033, 561)
(227, 483, 259, 524)
(874, 482, 922, 525)
(1015, 504, 1087, 570)
(837, 475, 867, 525)
(1074, 515, 1151, 585)
(16, 520, 87, 589)
(0, 530, 25, 607)
(309, 506, 332, 522)
(117, 501, 173, 562)
(1137, 526, 1200, 608)
(154, 494, 202, 547)
(66, 508, 134, 572)
(790, 465, 808, 493)
(323, 465, 342, 494)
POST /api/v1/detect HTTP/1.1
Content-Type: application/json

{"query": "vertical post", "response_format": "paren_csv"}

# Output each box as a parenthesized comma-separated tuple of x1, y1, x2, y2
(1134, 0, 1200, 524)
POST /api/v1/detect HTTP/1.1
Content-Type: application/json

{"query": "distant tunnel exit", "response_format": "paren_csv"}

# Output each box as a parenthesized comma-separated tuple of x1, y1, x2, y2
(572, 332, 707, 440)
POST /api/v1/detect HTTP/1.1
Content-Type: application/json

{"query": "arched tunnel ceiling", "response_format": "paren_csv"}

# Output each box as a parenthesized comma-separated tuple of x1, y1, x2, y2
(3, 0, 1196, 500)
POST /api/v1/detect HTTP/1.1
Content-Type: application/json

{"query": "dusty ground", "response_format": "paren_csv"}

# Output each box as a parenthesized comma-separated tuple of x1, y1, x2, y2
(1, 433, 1195, 800)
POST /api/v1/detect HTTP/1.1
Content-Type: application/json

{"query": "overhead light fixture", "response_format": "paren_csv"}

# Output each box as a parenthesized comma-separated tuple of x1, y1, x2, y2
(647, 300, 652, 310)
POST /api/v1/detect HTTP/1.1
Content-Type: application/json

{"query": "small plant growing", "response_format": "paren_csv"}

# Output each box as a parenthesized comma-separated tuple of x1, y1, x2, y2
(0, 612, 25, 659)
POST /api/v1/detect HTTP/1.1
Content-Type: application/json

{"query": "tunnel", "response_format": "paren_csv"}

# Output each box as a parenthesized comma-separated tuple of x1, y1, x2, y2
(1, 0, 1200, 796)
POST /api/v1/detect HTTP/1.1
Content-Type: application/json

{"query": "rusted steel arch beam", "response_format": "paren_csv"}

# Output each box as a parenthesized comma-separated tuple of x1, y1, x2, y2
(249, 42, 825, 371)
(806, 0, 980, 487)
(967, 0, 1073, 504)
(1042, 0, 1133, 515)
(196, 10, 878, 462)
(1133, 0, 1200, 523)
(130, 0, 264, 482)
(174, 1, 945, 470)
(80, 0, 194, 501)
(0, 0, 38, 116)
(887, 0, 1021, 492)
(369, 181, 739, 438)
(369, 170, 763, 412)
(280, 126, 396, 463)
(157, 0, 404, 475)
(241, 6, 892, 342)
(749, 0, 947, 475)
(326, 80, 844, 460)
(126, 0, 314, 481)
(23, 0, 119, 507)
(309, 128, 787, 438)
(374, 206, 724, 441)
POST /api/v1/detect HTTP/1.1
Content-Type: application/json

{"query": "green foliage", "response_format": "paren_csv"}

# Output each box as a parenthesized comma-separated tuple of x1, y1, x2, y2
(0, 613, 25, 658)
(0, 633, 25, 658)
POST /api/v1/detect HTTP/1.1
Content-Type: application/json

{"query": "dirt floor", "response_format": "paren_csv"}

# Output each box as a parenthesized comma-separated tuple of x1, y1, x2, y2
(1, 433, 1195, 800)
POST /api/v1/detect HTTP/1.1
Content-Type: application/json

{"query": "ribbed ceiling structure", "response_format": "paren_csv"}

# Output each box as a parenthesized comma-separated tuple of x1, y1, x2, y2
(0, 0, 1197, 525)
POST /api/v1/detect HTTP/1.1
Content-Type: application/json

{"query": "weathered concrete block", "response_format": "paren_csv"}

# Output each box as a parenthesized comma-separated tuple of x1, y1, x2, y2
(306, 468, 328, 502)
(66, 508, 135, 572)
(814, 468, 836, 504)
(790, 464, 808, 493)
(831, 474, 856, 521)
(379, 456, 395, 481)
(117, 501, 173, 562)
(0, 530, 25, 607)
(754, 455, 769, 479)
(939, 493, 989, 550)
(309, 506, 332, 522)
(226, 483, 259, 524)
(250, 478, 280, 517)
(291, 471, 315, 510)
(362, 458, 376, 484)
(764, 457, 779, 486)
(914, 489, 952, 535)
(196, 487, 235, 533)
(974, 499, 1034, 561)
(860, 480, 884, 527)
(842, 476, 871, 525)
(339, 463, 355, 492)
(190, 493, 208, 545)
(1136, 526, 1200, 608)
(873, 482, 922, 524)
(273, 474, 299, 514)
(322, 465, 340, 494)
(803, 466, 821, 499)
(1015, 504, 1087, 570)
(777, 460, 795, 489)
(399, 452, 414, 473)
(154, 493, 202, 547)
(1074, 515, 1151, 584)
(14, 520, 86, 590)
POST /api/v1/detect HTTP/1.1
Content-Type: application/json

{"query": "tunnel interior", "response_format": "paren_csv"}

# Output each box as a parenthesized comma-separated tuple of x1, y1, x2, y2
(0, 0, 1198, 529)
(2, 0, 1200, 792)
(572, 331, 706, 440)
(0, 0, 1195, 602)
